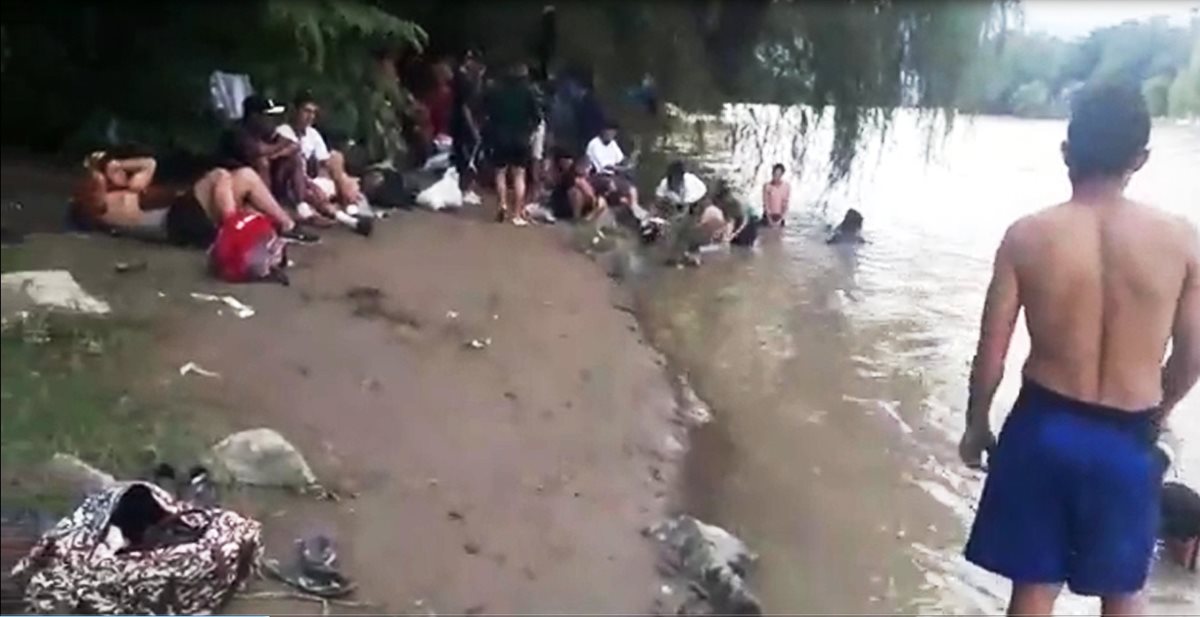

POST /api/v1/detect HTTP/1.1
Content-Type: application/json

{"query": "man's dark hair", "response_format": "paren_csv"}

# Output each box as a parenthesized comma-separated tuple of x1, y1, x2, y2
(772, 163, 785, 174)
(841, 208, 864, 233)
(667, 161, 685, 179)
(1065, 82, 1150, 182)
(293, 90, 317, 108)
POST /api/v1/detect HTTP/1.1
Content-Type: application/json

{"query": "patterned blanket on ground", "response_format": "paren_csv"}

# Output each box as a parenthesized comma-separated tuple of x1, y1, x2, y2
(10, 481, 262, 615)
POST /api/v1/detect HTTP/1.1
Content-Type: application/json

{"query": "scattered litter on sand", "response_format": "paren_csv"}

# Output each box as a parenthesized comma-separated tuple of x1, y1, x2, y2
(446, 310, 459, 320)
(179, 361, 221, 379)
(464, 338, 491, 350)
(113, 260, 147, 274)
(190, 292, 255, 318)
(645, 515, 761, 615)
(1, 270, 111, 314)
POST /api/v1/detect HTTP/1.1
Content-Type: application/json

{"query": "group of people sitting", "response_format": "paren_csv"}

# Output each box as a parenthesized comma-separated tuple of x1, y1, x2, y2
(70, 90, 389, 281)
(68, 43, 873, 281)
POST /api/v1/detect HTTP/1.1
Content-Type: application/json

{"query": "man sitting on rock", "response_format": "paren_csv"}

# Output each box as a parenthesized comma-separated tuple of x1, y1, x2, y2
(71, 149, 316, 247)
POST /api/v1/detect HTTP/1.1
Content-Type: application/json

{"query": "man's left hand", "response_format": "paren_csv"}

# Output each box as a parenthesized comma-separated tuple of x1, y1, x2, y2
(959, 422, 996, 471)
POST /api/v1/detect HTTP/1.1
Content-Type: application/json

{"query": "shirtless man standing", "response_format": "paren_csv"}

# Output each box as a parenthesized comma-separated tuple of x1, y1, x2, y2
(960, 84, 1199, 616)
(72, 152, 316, 247)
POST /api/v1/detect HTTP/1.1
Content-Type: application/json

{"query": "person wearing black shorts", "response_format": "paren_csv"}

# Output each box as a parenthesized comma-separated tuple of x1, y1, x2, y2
(484, 61, 541, 226)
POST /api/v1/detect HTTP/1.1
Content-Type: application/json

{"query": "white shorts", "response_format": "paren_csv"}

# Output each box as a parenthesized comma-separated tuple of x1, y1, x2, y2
(530, 121, 546, 161)
(312, 177, 336, 199)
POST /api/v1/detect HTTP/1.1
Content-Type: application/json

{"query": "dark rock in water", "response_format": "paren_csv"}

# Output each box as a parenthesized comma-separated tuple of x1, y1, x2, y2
(646, 516, 761, 615)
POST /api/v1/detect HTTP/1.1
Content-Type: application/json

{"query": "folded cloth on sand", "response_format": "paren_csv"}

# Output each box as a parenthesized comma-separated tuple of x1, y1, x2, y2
(11, 481, 262, 614)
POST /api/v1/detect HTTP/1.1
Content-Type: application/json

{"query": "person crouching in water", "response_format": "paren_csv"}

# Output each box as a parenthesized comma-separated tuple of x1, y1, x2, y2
(827, 208, 865, 244)
(655, 160, 707, 216)
(1155, 444, 1200, 572)
(712, 180, 761, 248)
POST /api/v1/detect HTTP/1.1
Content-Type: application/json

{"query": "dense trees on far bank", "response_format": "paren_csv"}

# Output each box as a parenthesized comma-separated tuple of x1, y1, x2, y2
(1, 0, 1003, 180)
(957, 15, 1200, 119)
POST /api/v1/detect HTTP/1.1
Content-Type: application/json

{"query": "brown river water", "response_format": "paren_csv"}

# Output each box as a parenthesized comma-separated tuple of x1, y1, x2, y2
(636, 110, 1199, 614)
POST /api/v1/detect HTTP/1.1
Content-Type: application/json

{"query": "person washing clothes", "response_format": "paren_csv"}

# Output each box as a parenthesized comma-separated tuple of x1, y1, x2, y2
(655, 161, 707, 216)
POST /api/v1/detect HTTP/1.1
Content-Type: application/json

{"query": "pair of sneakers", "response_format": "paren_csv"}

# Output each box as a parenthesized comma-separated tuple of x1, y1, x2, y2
(293, 203, 373, 239)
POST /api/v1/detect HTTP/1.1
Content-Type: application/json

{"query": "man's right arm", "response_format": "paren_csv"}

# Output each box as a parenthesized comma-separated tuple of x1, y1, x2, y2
(1161, 221, 1200, 421)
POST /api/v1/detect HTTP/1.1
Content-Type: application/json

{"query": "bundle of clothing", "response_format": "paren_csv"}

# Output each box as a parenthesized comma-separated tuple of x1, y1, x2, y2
(10, 481, 262, 614)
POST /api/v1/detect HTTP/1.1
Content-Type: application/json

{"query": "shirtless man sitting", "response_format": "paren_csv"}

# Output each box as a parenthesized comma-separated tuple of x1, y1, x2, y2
(960, 83, 1199, 617)
(71, 151, 317, 247)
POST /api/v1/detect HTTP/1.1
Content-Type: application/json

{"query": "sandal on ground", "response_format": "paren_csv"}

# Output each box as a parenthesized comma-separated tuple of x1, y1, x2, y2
(261, 557, 357, 599)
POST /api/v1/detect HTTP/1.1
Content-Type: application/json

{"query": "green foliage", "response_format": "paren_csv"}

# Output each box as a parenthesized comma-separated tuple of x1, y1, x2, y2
(1142, 74, 1173, 117)
(958, 14, 1199, 119)
(1, 0, 425, 158)
(1167, 37, 1200, 117)
(2, 0, 1001, 182)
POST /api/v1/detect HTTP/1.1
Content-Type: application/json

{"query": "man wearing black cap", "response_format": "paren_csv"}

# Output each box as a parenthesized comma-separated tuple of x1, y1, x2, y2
(218, 95, 323, 224)
(219, 95, 294, 173)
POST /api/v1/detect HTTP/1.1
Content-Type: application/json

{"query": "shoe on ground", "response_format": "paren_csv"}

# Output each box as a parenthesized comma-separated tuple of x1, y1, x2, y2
(463, 191, 483, 206)
(281, 226, 320, 244)
(353, 215, 374, 237)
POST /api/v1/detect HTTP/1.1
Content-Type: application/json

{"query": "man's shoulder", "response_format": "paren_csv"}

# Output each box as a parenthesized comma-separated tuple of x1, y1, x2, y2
(275, 124, 298, 141)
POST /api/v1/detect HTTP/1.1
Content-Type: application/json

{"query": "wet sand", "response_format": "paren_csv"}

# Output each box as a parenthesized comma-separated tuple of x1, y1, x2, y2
(1, 159, 689, 615)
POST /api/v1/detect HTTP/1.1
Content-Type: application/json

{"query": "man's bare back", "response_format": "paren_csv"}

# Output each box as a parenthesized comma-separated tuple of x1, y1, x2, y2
(962, 82, 1200, 616)
(1007, 198, 1198, 411)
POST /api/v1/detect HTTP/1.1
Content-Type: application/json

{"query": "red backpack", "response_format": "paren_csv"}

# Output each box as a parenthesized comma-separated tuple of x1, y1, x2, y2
(208, 212, 286, 283)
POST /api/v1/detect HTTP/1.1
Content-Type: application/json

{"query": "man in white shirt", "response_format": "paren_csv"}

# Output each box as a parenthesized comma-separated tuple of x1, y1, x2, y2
(277, 91, 373, 236)
(654, 160, 707, 214)
(583, 122, 639, 209)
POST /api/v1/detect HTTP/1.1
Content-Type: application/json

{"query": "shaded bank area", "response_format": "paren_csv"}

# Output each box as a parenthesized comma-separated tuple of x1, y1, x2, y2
(0, 160, 690, 614)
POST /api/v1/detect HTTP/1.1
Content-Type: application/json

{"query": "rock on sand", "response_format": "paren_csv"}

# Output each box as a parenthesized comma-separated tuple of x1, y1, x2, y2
(205, 428, 317, 488)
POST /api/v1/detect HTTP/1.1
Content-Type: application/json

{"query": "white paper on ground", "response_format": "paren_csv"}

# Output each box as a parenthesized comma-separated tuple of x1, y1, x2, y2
(190, 292, 255, 318)
(179, 361, 221, 378)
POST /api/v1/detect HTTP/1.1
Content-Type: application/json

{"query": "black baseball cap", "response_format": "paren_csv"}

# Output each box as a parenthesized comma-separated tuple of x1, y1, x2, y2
(243, 94, 285, 116)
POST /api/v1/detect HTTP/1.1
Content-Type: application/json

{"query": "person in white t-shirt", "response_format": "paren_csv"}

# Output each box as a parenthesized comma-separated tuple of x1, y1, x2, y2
(654, 160, 707, 215)
(583, 122, 639, 209)
(276, 91, 372, 236)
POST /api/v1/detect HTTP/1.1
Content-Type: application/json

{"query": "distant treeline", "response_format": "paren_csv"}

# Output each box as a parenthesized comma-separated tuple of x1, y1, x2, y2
(957, 16, 1200, 119)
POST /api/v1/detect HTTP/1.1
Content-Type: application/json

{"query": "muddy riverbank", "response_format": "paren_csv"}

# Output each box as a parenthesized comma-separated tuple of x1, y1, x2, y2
(1, 158, 705, 614)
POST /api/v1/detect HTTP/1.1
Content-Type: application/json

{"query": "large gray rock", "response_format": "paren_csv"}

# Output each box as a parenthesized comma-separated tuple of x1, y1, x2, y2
(205, 428, 317, 488)
(1, 270, 111, 317)
(45, 453, 117, 495)
(646, 515, 761, 615)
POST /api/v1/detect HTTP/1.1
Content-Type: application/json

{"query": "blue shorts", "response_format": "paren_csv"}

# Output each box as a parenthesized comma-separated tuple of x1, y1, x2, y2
(964, 379, 1161, 596)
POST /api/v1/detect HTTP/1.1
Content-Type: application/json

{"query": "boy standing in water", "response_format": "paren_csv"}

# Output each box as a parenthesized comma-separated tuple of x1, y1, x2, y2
(762, 163, 791, 227)
(960, 83, 1199, 616)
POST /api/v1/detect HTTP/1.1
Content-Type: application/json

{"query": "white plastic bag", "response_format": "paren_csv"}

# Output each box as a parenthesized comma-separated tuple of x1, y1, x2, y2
(416, 168, 464, 211)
